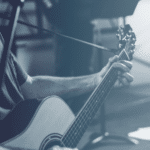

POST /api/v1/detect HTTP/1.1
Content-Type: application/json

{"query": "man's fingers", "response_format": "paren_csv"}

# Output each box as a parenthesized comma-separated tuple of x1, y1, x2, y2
(107, 56, 133, 71)
(119, 60, 133, 70)
(118, 77, 130, 86)
(108, 55, 119, 63)
(51, 146, 78, 150)
(107, 55, 119, 67)
(118, 72, 134, 83)
(112, 62, 130, 72)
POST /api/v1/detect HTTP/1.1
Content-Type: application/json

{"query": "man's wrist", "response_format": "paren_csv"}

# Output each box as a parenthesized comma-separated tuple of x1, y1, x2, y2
(94, 73, 102, 88)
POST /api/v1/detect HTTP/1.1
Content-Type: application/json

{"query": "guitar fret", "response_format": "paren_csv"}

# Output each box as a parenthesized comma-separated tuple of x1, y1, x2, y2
(62, 70, 117, 147)
(62, 50, 130, 148)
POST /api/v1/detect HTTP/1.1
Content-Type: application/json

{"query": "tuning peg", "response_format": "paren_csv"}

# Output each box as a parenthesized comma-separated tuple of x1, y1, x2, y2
(128, 30, 132, 34)
(116, 33, 120, 37)
(119, 27, 124, 32)
(132, 38, 136, 42)
(131, 43, 134, 46)
(125, 38, 130, 42)
(119, 40, 126, 44)
(131, 45, 135, 50)
(130, 55, 133, 61)
(119, 26, 124, 29)
(126, 34, 132, 38)
(125, 24, 132, 32)
(121, 32, 124, 36)
(119, 44, 123, 49)
(117, 29, 120, 32)
(130, 50, 135, 54)
(130, 32, 136, 38)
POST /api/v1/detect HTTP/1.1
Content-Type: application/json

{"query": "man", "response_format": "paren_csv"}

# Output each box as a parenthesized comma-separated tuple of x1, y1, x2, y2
(0, 32, 133, 150)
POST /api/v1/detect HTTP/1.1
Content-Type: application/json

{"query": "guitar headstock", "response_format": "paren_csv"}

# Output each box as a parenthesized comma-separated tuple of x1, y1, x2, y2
(116, 24, 136, 60)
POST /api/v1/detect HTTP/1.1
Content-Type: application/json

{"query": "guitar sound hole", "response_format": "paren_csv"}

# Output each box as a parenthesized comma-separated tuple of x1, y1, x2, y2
(39, 134, 63, 150)
(42, 140, 62, 150)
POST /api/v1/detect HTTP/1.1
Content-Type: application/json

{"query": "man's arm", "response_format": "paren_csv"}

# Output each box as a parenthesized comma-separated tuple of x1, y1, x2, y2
(20, 72, 100, 100)
(0, 146, 78, 150)
(20, 56, 133, 101)
(0, 107, 10, 120)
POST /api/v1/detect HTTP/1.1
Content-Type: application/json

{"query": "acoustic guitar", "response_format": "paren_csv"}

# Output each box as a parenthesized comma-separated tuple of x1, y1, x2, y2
(0, 24, 136, 150)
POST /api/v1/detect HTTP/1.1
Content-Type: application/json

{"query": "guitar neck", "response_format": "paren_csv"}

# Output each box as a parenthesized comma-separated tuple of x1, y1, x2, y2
(62, 50, 129, 148)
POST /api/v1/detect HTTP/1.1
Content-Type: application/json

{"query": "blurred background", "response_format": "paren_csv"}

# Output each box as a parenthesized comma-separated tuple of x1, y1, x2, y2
(0, 0, 150, 150)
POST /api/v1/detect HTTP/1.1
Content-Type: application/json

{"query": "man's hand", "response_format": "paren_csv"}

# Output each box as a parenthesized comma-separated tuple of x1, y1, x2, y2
(0, 146, 78, 150)
(49, 146, 78, 150)
(99, 55, 134, 87)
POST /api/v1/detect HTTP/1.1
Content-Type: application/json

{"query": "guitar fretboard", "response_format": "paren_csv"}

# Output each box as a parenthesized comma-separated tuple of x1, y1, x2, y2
(62, 50, 129, 148)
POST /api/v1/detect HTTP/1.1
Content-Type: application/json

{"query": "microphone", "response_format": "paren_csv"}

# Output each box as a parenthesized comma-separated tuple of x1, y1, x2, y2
(2, 0, 25, 7)
(0, 13, 118, 54)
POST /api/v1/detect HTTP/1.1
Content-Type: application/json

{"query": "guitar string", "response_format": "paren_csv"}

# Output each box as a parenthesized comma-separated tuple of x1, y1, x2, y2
(62, 68, 116, 147)
(70, 68, 118, 146)
(64, 75, 115, 147)
(60, 63, 110, 145)
(62, 50, 127, 147)
(56, 27, 134, 145)
(65, 35, 131, 144)
(62, 51, 126, 147)
(70, 52, 128, 146)
(62, 26, 134, 146)
(63, 68, 118, 147)
(72, 74, 123, 145)
(62, 27, 135, 146)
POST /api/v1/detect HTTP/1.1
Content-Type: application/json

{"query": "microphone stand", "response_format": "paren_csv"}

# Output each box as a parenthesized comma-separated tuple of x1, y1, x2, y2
(0, 0, 25, 89)
(91, 104, 139, 146)
(85, 22, 139, 149)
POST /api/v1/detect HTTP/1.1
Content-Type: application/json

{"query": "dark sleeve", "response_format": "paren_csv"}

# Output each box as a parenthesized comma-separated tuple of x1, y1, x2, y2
(10, 53, 28, 86)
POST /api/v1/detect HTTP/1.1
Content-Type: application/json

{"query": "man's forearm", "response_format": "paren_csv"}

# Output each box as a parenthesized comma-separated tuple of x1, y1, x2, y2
(0, 146, 9, 150)
(29, 73, 101, 100)
(20, 57, 121, 101)
(0, 107, 10, 120)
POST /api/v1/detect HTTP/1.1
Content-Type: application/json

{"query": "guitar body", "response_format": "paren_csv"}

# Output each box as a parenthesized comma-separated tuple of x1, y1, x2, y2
(1, 96, 75, 150)
(0, 25, 136, 150)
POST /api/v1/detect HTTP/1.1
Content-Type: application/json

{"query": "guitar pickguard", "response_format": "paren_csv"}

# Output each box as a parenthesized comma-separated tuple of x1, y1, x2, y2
(2, 96, 75, 150)
(39, 133, 63, 150)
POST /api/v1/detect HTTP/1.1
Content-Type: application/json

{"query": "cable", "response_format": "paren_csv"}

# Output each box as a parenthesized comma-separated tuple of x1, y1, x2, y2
(0, 13, 117, 52)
